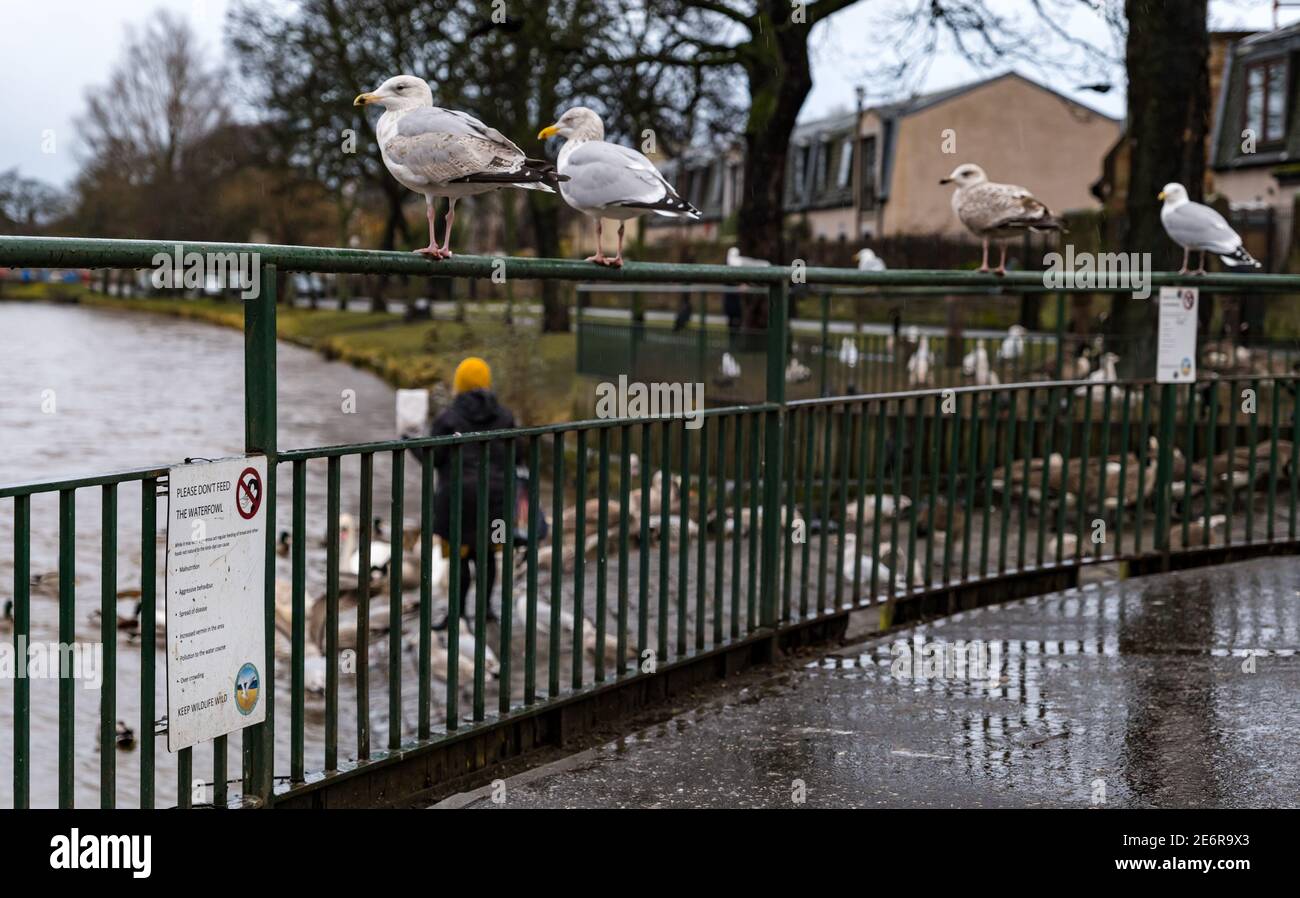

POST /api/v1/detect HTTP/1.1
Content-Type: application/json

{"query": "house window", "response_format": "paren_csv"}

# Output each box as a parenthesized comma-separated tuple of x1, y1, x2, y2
(1245, 59, 1287, 145)
(836, 138, 854, 188)
(814, 140, 831, 193)
(859, 136, 878, 209)
(791, 144, 808, 204)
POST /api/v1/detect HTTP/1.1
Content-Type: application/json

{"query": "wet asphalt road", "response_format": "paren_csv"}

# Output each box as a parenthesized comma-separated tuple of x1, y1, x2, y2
(441, 557, 1300, 808)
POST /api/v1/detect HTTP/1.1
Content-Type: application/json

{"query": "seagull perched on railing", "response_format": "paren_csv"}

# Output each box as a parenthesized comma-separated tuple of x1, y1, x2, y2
(853, 248, 886, 271)
(539, 107, 699, 267)
(355, 75, 562, 259)
(1158, 183, 1260, 275)
(726, 246, 771, 268)
(941, 163, 1064, 275)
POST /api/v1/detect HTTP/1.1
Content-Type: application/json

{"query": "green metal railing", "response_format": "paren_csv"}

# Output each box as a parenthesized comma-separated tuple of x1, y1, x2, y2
(2, 235, 1300, 808)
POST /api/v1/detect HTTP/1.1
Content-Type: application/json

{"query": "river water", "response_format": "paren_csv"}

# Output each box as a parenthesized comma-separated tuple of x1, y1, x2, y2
(0, 301, 404, 808)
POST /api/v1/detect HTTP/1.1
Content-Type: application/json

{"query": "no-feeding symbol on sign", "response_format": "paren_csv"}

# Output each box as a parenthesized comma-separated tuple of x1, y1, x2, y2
(237, 467, 262, 520)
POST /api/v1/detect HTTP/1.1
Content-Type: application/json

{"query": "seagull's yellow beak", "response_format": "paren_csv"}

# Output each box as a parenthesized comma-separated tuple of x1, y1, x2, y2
(1157, 190, 1166, 201)
(354, 92, 378, 107)
(538, 124, 560, 140)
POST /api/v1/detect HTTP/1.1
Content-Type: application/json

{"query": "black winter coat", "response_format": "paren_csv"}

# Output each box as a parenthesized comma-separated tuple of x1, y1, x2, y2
(427, 390, 516, 543)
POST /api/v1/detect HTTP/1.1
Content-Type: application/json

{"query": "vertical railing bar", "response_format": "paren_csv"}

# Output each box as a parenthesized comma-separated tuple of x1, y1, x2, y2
(803, 409, 817, 614)
(549, 434, 564, 699)
(747, 415, 761, 626)
(13, 495, 31, 808)
(140, 478, 156, 809)
(817, 407, 833, 614)
(1076, 384, 1095, 564)
(387, 449, 404, 747)
(1054, 390, 1075, 566)
(1182, 383, 1196, 550)
(1096, 387, 1113, 561)
(852, 404, 870, 600)
(1225, 383, 1238, 546)
(730, 415, 743, 635)
(1247, 378, 1260, 543)
(907, 395, 924, 593)
(572, 430, 587, 690)
(324, 456, 340, 770)
(291, 460, 306, 781)
(100, 483, 117, 808)
(943, 395, 960, 583)
(677, 426, 690, 654)
(1136, 386, 1153, 554)
(658, 421, 671, 652)
(616, 428, 630, 676)
(1204, 383, 1219, 548)
(474, 440, 490, 720)
(960, 395, 976, 580)
(835, 404, 852, 607)
(419, 447, 434, 738)
(1268, 378, 1280, 542)
(525, 435, 540, 701)
(448, 445, 464, 725)
(926, 394, 942, 589)
(713, 415, 727, 643)
(873, 400, 889, 598)
(1017, 388, 1035, 572)
(998, 391, 1016, 575)
(500, 438, 516, 710)
(357, 453, 373, 759)
(638, 423, 651, 657)
(1036, 387, 1057, 567)
(1115, 386, 1132, 558)
(979, 388, 997, 578)
(696, 418, 707, 649)
(58, 488, 75, 809)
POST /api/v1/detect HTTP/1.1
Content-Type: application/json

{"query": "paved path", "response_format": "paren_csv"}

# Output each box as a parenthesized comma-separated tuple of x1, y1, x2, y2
(438, 557, 1300, 808)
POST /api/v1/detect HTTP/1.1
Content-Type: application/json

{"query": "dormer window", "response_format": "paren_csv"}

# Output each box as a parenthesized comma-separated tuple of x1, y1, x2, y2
(1245, 58, 1287, 145)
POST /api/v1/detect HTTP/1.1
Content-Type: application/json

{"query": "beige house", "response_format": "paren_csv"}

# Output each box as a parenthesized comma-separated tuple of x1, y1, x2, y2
(650, 71, 1119, 248)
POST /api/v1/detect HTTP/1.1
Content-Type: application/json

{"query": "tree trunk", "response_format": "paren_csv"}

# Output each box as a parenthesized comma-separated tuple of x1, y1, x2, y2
(531, 193, 569, 332)
(735, 3, 815, 331)
(1110, 0, 1209, 377)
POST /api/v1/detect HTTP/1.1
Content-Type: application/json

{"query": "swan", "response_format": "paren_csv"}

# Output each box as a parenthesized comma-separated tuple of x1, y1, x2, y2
(513, 592, 626, 669)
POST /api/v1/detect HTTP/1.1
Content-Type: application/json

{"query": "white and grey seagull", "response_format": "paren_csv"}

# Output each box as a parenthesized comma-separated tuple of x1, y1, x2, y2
(940, 163, 1064, 274)
(538, 107, 700, 267)
(354, 75, 562, 259)
(1158, 182, 1260, 274)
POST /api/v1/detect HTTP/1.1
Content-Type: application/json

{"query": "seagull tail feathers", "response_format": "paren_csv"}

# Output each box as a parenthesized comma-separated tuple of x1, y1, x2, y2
(1220, 246, 1262, 268)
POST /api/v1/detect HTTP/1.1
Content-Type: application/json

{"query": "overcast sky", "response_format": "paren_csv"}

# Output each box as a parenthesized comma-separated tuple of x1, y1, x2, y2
(0, 0, 1292, 188)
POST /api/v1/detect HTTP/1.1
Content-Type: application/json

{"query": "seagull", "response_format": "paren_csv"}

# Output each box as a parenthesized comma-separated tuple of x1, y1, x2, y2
(998, 324, 1026, 361)
(838, 336, 860, 368)
(539, 107, 700, 266)
(940, 163, 1064, 274)
(718, 351, 742, 383)
(727, 246, 771, 267)
(355, 75, 562, 259)
(854, 248, 886, 271)
(1158, 183, 1261, 274)
(907, 335, 934, 387)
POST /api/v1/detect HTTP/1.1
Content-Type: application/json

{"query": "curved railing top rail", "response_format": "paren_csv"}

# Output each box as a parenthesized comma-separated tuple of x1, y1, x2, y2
(2, 235, 1300, 292)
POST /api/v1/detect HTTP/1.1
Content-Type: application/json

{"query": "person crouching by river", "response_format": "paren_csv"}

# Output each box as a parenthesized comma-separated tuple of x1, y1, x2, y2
(428, 357, 516, 630)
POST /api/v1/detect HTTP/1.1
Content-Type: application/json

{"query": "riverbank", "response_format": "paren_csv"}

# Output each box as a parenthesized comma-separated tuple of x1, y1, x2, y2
(1, 282, 579, 424)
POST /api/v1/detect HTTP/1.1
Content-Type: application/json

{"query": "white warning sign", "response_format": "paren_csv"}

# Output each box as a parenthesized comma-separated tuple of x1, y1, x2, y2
(1157, 286, 1198, 384)
(165, 456, 268, 751)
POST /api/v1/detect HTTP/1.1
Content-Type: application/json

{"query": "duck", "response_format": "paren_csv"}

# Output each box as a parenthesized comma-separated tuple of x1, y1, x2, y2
(1172, 514, 1228, 550)
(841, 494, 913, 530)
(1, 599, 13, 632)
(29, 571, 67, 597)
(785, 356, 813, 383)
(840, 536, 924, 595)
(114, 720, 135, 750)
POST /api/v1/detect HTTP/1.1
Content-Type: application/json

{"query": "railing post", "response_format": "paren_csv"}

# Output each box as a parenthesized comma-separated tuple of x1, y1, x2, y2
(245, 261, 277, 804)
(1154, 383, 1176, 557)
(761, 280, 788, 629)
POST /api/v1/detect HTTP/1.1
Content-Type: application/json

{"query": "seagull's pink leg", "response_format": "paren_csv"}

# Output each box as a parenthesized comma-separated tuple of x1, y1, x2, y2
(586, 220, 610, 265)
(1193, 250, 1207, 276)
(415, 199, 449, 259)
(609, 223, 626, 268)
(976, 239, 990, 273)
(438, 197, 458, 257)
(994, 244, 1008, 276)
(1177, 247, 1189, 275)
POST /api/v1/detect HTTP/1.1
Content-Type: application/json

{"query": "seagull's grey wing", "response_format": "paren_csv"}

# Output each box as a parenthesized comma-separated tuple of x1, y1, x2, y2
(1164, 202, 1242, 253)
(384, 107, 528, 185)
(960, 182, 1058, 232)
(563, 142, 697, 216)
